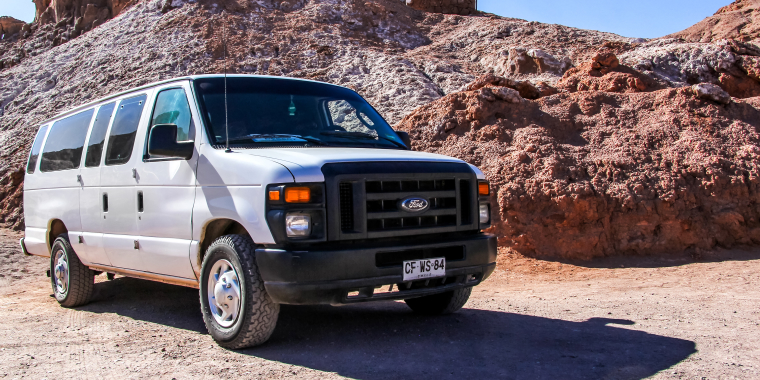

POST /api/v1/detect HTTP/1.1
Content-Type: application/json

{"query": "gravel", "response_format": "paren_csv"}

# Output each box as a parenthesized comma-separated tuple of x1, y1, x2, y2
(0, 228, 758, 379)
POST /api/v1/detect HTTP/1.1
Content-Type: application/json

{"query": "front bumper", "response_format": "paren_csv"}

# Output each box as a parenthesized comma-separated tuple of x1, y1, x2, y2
(255, 233, 497, 305)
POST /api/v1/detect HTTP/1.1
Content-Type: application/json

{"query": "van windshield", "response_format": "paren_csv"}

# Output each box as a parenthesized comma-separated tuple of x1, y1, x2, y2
(193, 77, 405, 149)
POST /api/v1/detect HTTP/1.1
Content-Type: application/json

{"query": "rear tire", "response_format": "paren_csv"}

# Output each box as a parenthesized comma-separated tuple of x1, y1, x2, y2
(404, 287, 472, 315)
(199, 234, 279, 349)
(50, 235, 94, 308)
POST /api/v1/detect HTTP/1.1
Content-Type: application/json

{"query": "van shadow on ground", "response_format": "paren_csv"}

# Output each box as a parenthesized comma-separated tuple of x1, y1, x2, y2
(80, 277, 696, 380)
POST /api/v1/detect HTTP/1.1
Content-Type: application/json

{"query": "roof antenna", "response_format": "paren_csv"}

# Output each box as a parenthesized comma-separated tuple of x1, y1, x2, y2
(223, 11, 231, 153)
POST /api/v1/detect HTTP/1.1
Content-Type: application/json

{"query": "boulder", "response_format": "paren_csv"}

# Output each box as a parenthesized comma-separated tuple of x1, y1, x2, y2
(693, 83, 732, 104)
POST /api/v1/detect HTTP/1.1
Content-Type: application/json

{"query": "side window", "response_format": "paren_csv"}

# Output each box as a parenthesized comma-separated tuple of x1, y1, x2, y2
(84, 102, 116, 167)
(40, 109, 95, 172)
(26, 125, 49, 174)
(326, 100, 376, 135)
(105, 94, 147, 166)
(150, 88, 194, 141)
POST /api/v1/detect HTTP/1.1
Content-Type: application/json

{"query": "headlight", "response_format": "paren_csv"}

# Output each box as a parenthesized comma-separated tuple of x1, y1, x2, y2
(479, 204, 490, 224)
(286, 213, 312, 237)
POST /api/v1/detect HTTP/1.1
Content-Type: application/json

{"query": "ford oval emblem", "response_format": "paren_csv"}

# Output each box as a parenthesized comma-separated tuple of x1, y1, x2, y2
(400, 197, 430, 213)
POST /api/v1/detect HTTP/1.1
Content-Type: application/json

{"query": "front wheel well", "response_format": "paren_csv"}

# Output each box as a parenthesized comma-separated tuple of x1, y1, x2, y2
(48, 219, 68, 253)
(198, 219, 250, 266)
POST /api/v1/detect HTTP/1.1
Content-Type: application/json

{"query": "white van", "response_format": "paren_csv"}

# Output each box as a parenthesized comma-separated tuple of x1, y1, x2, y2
(21, 75, 497, 348)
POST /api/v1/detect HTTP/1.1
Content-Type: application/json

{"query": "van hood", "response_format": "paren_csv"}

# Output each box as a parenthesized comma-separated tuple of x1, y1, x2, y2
(235, 147, 483, 182)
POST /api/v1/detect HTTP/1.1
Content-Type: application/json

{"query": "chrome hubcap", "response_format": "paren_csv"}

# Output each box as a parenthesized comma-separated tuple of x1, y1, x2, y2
(53, 249, 69, 295)
(207, 259, 241, 328)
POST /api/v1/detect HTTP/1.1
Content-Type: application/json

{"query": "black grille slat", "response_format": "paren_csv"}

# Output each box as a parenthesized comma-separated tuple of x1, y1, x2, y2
(339, 183, 354, 232)
(367, 208, 457, 219)
(366, 190, 456, 200)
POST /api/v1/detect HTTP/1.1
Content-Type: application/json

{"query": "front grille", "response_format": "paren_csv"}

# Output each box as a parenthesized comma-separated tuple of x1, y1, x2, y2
(339, 183, 354, 232)
(375, 245, 466, 267)
(323, 162, 479, 241)
(363, 179, 459, 232)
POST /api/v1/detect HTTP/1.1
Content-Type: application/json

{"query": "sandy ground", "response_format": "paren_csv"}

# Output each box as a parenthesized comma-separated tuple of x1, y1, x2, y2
(0, 228, 758, 380)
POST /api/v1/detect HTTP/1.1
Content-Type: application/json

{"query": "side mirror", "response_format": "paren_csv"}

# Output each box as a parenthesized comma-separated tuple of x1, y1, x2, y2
(395, 131, 412, 150)
(147, 124, 194, 160)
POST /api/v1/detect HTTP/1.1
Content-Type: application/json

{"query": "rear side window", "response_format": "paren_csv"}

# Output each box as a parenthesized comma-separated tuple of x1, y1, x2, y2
(151, 88, 193, 141)
(40, 110, 95, 172)
(26, 125, 49, 174)
(85, 102, 116, 167)
(105, 95, 147, 166)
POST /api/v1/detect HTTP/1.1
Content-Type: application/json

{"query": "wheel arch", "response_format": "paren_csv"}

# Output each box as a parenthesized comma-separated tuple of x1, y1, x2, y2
(198, 218, 252, 269)
(47, 219, 68, 253)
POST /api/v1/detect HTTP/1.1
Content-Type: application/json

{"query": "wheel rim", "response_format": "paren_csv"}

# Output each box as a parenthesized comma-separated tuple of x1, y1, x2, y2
(207, 259, 241, 328)
(53, 248, 69, 295)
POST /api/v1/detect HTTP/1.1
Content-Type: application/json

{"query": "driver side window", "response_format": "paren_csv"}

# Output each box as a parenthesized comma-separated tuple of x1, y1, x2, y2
(151, 88, 194, 141)
(326, 100, 375, 135)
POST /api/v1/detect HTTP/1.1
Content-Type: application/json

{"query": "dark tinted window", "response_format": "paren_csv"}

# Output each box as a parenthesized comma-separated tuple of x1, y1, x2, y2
(105, 95, 146, 166)
(40, 110, 95, 172)
(26, 125, 49, 174)
(85, 102, 116, 167)
(151, 88, 193, 141)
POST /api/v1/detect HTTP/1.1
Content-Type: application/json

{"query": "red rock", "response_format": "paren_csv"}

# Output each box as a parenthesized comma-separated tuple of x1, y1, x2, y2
(668, 0, 760, 42)
(0, 17, 26, 38)
(557, 51, 657, 94)
(395, 83, 760, 259)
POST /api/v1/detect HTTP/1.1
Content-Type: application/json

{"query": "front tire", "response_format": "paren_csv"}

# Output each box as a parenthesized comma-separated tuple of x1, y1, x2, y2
(50, 235, 94, 307)
(199, 235, 279, 349)
(404, 287, 472, 315)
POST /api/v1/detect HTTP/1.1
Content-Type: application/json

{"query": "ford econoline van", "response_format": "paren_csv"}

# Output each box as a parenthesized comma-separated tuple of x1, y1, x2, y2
(21, 75, 497, 348)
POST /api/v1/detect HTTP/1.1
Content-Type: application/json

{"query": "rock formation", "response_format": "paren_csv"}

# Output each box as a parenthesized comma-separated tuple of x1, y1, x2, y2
(668, 0, 760, 42)
(0, 17, 26, 39)
(396, 70, 760, 259)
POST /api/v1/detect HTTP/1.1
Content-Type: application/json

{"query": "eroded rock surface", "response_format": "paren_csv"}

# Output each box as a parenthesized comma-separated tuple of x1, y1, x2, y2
(668, 0, 760, 42)
(396, 78, 760, 259)
(0, 17, 26, 39)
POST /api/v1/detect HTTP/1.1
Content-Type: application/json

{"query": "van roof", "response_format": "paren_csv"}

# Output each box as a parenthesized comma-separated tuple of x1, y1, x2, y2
(39, 74, 349, 126)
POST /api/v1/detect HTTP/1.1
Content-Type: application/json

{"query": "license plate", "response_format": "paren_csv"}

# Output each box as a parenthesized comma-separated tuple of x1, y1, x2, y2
(403, 257, 446, 281)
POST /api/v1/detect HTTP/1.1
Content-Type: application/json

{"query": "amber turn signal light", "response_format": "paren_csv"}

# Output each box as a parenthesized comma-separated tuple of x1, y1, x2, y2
(285, 187, 311, 203)
(478, 182, 490, 196)
(268, 190, 281, 201)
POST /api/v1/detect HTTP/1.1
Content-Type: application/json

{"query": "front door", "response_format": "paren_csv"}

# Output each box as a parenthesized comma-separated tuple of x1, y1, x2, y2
(101, 94, 148, 270)
(134, 84, 198, 279)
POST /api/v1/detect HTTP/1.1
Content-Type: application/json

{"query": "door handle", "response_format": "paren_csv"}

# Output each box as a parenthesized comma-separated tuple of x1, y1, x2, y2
(77, 174, 82, 183)
(137, 191, 144, 213)
(102, 193, 109, 212)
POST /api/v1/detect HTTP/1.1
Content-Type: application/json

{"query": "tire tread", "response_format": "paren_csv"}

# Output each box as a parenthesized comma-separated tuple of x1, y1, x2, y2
(52, 235, 94, 308)
(201, 234, 279, 349)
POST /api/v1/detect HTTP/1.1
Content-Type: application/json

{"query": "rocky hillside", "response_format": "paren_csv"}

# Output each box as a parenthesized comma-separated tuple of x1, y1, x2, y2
(2, 0, 760, 259)
(668, 0, 760, 42)
(0, 0, 637, 231)
(397, 67, 760, 259)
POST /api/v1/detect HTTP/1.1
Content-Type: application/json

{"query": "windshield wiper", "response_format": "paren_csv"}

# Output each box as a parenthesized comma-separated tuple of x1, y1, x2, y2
(320, 131, 406, 149)
(223, 134, 328, 146)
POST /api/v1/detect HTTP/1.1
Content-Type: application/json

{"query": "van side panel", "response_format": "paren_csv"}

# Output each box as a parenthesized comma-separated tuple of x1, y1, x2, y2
(23, 227, 49, 257)
(192, 144, 296, 256)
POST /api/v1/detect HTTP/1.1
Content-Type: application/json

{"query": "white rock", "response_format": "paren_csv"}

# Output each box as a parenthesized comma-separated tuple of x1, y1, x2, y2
(692, 83, 731, 105)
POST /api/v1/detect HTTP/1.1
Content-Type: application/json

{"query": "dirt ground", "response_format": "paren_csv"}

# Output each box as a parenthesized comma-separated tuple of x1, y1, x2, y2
(0, 228, 758, 380)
